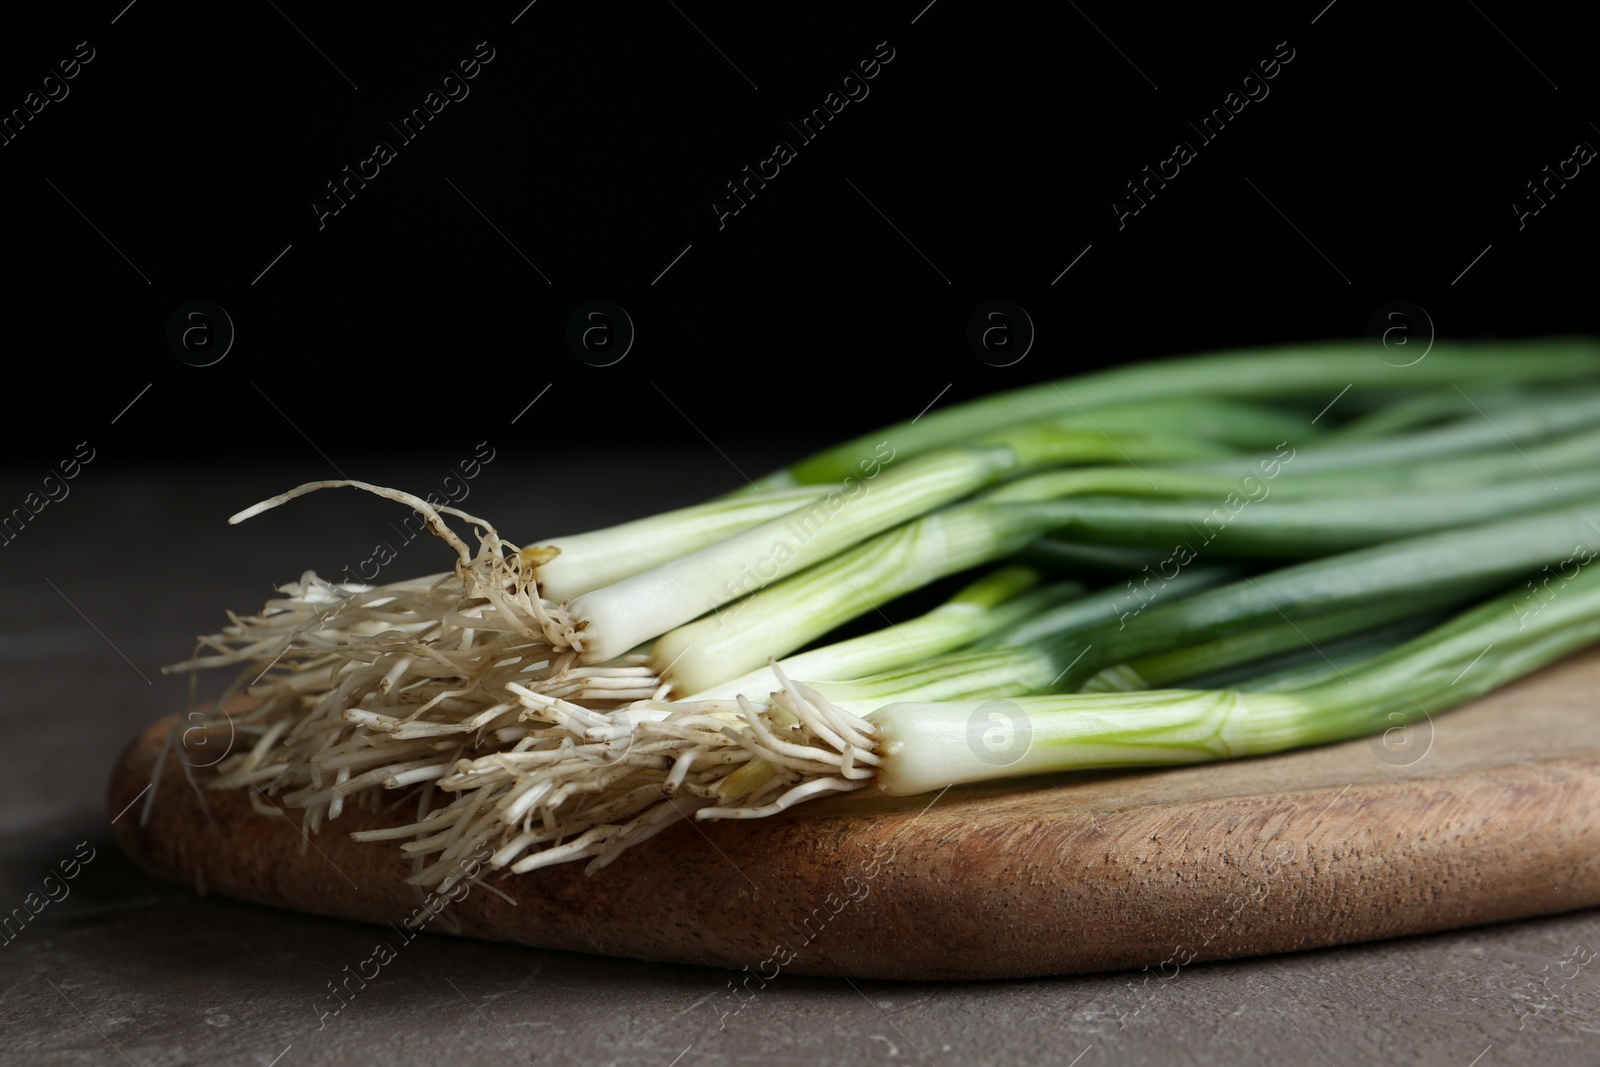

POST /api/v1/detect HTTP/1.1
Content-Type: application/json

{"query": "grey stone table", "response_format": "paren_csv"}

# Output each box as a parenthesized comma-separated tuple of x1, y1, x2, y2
(3, 459, 1597, 1066)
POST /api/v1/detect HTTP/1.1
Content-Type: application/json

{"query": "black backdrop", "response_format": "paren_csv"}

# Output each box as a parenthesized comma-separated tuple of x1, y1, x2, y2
(2, 0, 1594, 467)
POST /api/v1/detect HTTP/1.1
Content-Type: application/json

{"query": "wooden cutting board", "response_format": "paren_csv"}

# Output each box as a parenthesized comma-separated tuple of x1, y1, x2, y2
(109, 650, 1600, 980)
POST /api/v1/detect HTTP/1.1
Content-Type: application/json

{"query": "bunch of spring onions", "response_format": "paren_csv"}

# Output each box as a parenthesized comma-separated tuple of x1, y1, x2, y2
(161, 338, 1600, 887)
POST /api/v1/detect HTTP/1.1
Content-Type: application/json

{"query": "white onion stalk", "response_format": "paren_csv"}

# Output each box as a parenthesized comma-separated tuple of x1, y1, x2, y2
(647, 502, 1059, 695)
(686, 567, 1080, 701)
(566, 447, 1018, 663)
(525, 486, 824, 601)
(567, 425, 1232, 665)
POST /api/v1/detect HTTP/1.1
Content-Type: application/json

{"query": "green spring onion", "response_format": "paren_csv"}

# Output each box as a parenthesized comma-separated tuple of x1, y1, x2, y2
(161, 337, 1600, 883)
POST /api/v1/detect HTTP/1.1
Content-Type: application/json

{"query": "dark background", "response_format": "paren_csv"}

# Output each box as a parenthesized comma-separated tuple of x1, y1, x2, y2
(0, 0, 1593, 471)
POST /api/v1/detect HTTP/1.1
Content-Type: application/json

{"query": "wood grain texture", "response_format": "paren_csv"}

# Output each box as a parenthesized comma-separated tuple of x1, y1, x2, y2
(109, 650, 1600, 980)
